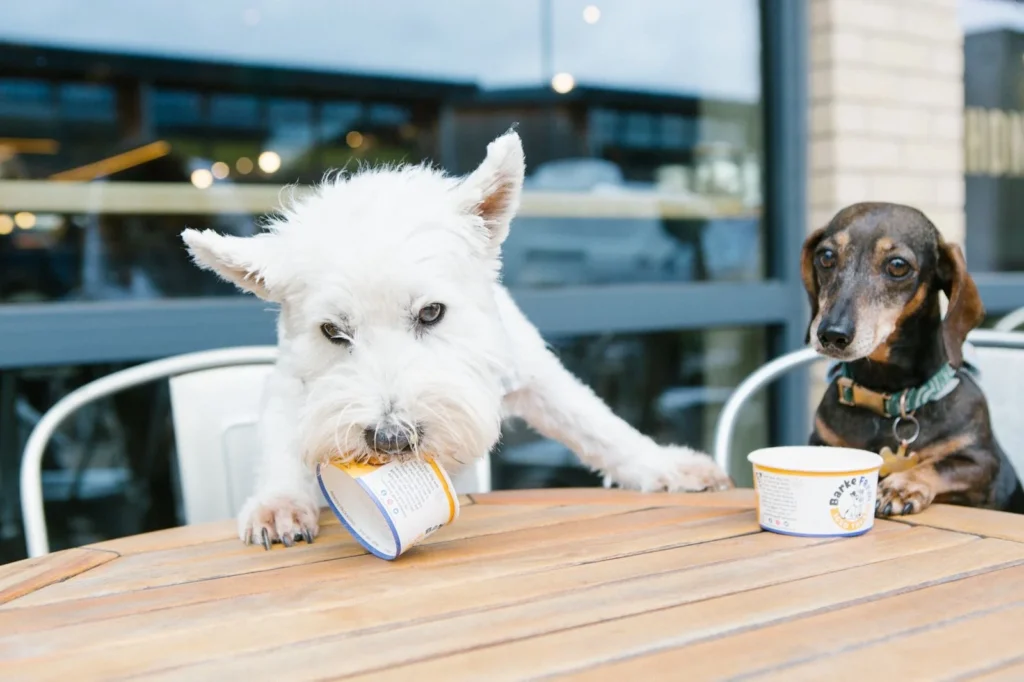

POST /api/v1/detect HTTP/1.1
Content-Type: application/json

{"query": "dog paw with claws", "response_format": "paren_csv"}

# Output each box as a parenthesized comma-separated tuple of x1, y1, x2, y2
(238, 494, 320, 550)
(875, 472, 934, 517)
(612, 446, 734, 493)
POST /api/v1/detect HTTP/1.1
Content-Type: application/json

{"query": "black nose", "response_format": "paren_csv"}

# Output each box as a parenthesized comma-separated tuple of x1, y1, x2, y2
(817, 320, 853, 350)
(364, 424, 416, 455)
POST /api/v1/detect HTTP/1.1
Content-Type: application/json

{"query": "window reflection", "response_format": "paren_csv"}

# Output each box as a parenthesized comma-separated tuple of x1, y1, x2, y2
(0, 0, 765, 298)
(0, 325, 768, 561)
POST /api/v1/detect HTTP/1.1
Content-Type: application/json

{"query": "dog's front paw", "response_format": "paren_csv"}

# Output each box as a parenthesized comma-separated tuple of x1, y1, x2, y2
(611, 446, 734, 493)
(876, 472, 934, 516)
(238, 494, 320, 550)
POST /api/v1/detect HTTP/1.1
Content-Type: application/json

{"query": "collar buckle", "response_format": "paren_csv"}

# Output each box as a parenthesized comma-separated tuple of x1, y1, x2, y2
(836, 376, 891, 417)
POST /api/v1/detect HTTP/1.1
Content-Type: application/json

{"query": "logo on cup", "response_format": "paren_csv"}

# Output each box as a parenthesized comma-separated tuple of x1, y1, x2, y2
(828, 475, 872, 531)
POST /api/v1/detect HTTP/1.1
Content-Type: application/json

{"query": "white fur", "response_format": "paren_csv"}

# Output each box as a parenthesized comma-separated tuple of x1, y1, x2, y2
(182, 131, 732, 546)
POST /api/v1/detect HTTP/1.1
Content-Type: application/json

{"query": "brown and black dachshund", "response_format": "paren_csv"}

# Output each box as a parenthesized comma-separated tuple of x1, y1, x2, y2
(803, 201, 1024, 517)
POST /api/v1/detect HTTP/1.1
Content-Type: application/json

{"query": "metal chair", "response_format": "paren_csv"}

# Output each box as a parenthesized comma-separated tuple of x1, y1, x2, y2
(21, 346, 491, 557)
(713, 329, 1024, 482)
(994, 306, 1024, 332)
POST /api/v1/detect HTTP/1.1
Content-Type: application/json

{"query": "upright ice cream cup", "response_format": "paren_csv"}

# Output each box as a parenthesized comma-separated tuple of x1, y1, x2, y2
(316, 455, 459, 560)
(748, 446, 882, 537)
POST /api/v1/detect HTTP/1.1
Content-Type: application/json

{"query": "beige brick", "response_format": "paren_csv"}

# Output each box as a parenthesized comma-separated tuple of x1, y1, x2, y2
(829, 0, 901, 32)
(924, 208, 966, 244)
(866, 105, 931, 138)
(809, 68, 834, 102)
(831, 30, 867, 63)
(930, 111, 962, 140)
(809, 207, 839, 231)
(810, 32, 832, 66)
(834, 137, 902, 170)
(901, 141, 961, 172)
(826, 65, 904, 101)
(898, 75, 963, 109)
(933, 177, 966, 209)
(834, 172, 870, 204)
(898, 6, 961, 42)
(833, 102, 867, 133)
(863, 35, 932, 71)
(931, 46, 963, 77)
(811, 138, 835, 170)
(810, 0, 832, 29)
(805, 0, 965, 417)
(810, 103, 833, 135)
(809, 174, 835, 206)
(865, 174, 936, 205)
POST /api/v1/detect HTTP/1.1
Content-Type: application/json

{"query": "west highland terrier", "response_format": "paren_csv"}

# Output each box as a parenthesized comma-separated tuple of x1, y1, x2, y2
(181, 130, 732, 548)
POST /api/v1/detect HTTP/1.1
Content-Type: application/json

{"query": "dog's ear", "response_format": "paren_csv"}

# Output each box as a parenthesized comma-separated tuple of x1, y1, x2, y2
(936, 240, 984, 368)
(459, 129, 525, 252)
(800, 227, 827, 344)
(181, 228, 282, 301)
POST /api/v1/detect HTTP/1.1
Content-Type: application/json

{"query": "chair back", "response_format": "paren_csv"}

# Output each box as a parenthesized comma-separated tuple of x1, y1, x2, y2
(169, 364, 277, 524)
(966, 345, 1024, 479)
(712, 330, 1024, 482)
(169, 365, 491, 525)
(23, 345, 492, 557)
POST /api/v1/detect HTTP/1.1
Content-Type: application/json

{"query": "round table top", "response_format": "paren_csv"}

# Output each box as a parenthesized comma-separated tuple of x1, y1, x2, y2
(2, 488, 1024, 681)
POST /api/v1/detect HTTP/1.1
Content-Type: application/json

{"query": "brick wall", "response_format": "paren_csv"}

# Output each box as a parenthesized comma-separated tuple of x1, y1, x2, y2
(806, 0, 965, 412)
(809, 0, 965, 244)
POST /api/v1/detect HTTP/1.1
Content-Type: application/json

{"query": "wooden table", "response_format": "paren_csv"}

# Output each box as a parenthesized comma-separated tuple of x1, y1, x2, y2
(2, 489, 1024, 681)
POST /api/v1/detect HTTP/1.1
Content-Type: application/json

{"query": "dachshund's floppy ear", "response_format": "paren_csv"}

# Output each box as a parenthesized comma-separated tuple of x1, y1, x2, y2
(800, 227, 827, 344)
(936, 240, 984, 369)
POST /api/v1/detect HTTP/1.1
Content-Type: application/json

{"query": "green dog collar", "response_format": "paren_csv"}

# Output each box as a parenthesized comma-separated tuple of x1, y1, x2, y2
(832, 362, 961, 418)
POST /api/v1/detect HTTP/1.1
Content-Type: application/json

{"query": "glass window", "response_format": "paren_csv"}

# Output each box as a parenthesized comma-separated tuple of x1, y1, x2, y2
(58, 83, 116, 123)
(0, 325, 768, 560)
(0, 0, 766, 298)
(496, 327, 769, 490)
(962, 0, 1024, 272)
(0, 1, 777, 561)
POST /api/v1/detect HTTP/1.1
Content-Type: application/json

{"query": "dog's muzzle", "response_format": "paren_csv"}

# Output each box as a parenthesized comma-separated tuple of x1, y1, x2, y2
(364, 422, 420, 455)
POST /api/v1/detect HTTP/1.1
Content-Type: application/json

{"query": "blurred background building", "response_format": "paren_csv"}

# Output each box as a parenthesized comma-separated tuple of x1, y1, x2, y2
(0, 0, 1020, 563)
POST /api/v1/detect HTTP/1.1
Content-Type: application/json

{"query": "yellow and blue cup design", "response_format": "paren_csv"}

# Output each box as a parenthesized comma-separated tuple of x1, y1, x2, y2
(316, 455, 459, 560)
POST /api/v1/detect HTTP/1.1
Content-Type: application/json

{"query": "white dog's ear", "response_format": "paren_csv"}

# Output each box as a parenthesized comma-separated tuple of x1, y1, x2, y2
(181, 228, 282, 301)
(459, 130, 525, 251)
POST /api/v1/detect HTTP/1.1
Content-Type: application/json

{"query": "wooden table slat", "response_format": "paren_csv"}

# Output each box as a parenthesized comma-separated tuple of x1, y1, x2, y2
(3, 524, 978, 680)
(894, 503, 1024, 543)
(965, 657, 1024, 682)
(356, 540, 1024, 682)
(0, 548, 117, 607)
(0, 506, 748, 632)
(1, 490, 1023, 681)
(748, 601, 1024, 681)
(10, 501, 682, 608)
(547, 561, 1024, 682)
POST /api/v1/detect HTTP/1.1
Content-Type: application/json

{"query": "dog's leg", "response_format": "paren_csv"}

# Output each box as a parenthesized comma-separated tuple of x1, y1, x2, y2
(237, 367, 321, 548)
(495, 288, 732, 492)
(876, 435, 989, 515)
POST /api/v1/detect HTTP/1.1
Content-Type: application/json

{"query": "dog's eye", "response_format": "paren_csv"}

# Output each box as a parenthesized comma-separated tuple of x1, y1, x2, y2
(817, 249, 836, 269)
(885, 258, 912, 279)
(320, 322, 351, 345)
(417, 303, 446, 326)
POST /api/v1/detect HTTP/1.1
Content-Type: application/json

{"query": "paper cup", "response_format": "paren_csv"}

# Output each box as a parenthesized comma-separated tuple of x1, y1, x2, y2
(748, 446, 882, 537)
(316, 456, 459, 560)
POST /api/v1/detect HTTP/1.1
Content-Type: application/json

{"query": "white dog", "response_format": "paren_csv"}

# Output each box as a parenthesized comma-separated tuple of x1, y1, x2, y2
(181, 131, 732, 549)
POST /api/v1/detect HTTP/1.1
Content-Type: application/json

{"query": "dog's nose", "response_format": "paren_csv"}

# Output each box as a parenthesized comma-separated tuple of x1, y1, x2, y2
(364, 424, 416, 455)
(817, 321, 853, 350)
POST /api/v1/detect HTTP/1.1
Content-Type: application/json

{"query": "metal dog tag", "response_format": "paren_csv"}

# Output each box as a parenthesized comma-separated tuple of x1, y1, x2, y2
(879, 441, 919, 477)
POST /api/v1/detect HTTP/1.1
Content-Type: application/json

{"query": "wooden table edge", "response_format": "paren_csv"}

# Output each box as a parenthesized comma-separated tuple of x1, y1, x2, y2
(0, 547, 118, 607)
(468, 488, 757, 508)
